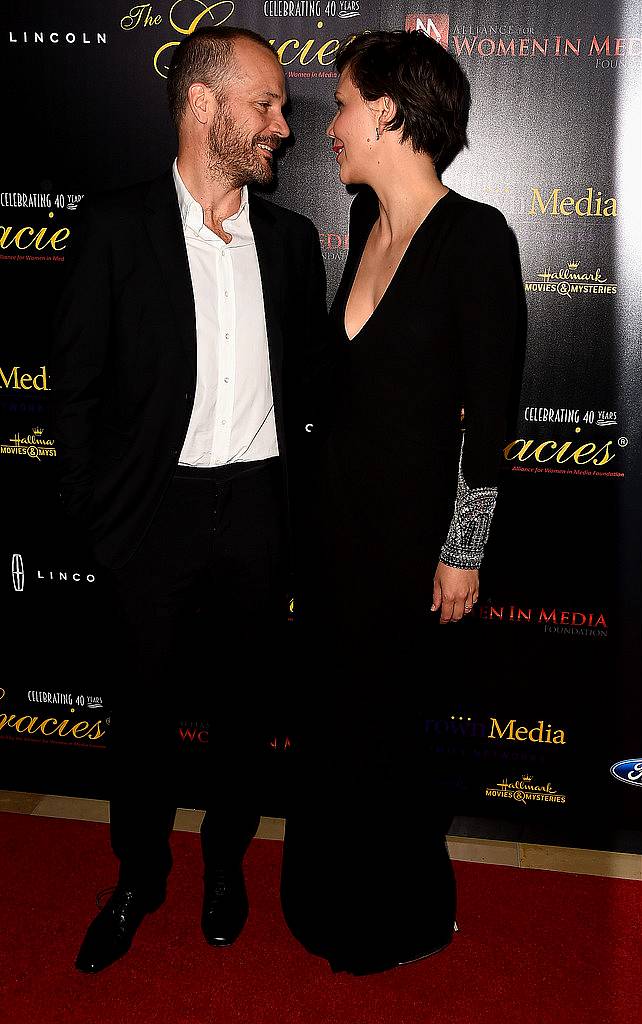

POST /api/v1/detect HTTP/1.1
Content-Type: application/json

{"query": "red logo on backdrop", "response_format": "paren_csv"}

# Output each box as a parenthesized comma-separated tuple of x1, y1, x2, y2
(405, 14, 450, 48)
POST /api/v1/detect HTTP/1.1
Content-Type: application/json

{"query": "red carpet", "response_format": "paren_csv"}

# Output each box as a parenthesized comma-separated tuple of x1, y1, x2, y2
(1, 814, 639, 1024)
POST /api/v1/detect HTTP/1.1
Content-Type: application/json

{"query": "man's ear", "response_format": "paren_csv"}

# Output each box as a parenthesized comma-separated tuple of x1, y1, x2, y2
(186, 82, 210, 125)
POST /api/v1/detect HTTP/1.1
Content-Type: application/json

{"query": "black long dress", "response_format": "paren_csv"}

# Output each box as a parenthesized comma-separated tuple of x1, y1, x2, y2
(281, 187, 519, 974)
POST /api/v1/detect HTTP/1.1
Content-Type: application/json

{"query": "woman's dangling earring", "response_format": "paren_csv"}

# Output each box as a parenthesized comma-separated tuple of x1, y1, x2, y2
(375, 124, 380, 141)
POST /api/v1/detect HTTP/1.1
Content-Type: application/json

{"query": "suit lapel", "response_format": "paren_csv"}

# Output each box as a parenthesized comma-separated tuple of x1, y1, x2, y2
(249, 193, 285, 380)
(144, 171, 197, 373)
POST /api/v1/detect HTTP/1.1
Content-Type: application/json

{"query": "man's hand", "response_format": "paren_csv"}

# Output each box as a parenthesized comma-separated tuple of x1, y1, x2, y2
(432, 562, 479, 624)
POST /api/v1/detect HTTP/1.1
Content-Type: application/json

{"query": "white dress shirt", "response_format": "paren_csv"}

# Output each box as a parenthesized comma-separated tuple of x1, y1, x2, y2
(173, 161, 279, 467)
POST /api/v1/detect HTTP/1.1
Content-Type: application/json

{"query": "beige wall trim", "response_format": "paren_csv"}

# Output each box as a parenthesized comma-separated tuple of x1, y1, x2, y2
(1, 791, 640, 881)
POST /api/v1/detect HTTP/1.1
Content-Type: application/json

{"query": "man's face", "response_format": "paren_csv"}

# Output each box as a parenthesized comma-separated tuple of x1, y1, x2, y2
(207, 40, 290, 187)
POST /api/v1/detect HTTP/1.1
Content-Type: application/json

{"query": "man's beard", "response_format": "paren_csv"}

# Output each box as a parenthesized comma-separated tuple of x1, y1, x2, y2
(207, 98, 279, 188)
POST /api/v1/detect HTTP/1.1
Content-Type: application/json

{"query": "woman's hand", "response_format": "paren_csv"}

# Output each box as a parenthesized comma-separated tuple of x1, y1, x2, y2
(432, 562, 479, 623)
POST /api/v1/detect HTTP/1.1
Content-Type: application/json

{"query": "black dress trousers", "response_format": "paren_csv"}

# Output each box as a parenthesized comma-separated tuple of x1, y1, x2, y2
(105, 458, 287, 892)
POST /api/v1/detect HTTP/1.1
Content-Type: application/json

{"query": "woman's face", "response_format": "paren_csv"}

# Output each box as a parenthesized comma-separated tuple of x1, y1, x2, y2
(326, 71, 380, 186)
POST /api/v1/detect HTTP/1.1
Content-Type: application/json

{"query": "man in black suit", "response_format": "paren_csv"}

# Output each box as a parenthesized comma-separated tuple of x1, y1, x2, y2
(52, 26, 328, 973)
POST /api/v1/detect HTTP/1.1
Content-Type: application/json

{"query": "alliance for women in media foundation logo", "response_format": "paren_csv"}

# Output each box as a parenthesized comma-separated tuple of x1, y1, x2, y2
(404, 13, 642, 66)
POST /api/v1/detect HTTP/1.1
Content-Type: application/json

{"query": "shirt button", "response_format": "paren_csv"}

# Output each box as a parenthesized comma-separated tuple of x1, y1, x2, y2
(222, 419, 227, 426)
(224, 377, 229, 383)
(224, 290, 229, 298)
(225, 333, 230, 340)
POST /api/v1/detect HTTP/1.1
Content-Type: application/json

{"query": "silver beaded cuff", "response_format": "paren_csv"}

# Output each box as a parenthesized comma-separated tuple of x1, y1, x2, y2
(439, 440, 498, 570)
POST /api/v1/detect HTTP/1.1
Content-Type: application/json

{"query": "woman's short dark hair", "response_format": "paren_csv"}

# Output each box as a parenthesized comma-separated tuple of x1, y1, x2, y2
(336, 30, 471, 173)
(167, 26, 275, 131)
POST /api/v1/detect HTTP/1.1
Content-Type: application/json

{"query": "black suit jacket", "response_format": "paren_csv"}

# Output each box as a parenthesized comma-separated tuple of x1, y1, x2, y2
(51, 170, 331, 568)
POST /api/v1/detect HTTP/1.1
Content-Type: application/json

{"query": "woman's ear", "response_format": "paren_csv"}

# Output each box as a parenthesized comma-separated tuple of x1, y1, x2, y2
(376, 95, 398, 136)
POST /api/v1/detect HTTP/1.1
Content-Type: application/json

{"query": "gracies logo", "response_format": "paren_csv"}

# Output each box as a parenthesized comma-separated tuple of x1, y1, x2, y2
(121, 2, 350, 77)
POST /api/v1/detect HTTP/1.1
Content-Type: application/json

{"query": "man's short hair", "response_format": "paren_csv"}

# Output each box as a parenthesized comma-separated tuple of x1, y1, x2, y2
(167, 26, 275, 131)
(336, 30, 471, 174)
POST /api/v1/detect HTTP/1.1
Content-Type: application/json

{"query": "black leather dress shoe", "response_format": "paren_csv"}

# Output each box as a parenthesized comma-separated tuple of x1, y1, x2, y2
(75, 886, 165, 973)
(201, 866, 249, 946)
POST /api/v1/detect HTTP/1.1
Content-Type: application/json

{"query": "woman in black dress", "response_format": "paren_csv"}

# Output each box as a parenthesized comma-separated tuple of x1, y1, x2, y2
(282, 31, 519, 975)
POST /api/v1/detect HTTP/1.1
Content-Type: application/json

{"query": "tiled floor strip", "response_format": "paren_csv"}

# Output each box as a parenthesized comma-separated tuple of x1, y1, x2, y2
(1, 791, 640, 880)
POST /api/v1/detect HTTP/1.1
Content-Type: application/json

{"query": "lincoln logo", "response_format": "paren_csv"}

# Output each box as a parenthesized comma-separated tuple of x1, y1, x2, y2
(11, 553, 24, 592)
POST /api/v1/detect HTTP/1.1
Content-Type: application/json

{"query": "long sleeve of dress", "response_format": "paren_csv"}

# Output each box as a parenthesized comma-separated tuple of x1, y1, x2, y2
(439, 435, 498, 569)
(439, 205, 519, 568)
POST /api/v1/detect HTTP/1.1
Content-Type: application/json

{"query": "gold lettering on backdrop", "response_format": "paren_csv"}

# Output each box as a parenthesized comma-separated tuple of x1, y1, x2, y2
(0, 366, 49, 390)
(503, 428, 615, 467)
(0, 223, 71, 251)
(529, 187, 617, 217)
(15, 715, 38, 734)
(121, 3, 163, 29)
(486, 775, 567, 804)
(150, 1, 351, 77)
(0, 689, 106, 742)
(167, 0, 233, 35)
(488, 717, 567, 745)
(531, 440, 558, 462)
(154, 1, 236, 75)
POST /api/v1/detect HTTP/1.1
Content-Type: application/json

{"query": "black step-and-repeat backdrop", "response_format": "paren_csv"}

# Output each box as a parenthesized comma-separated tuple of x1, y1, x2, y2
(2, 2, 641, 840)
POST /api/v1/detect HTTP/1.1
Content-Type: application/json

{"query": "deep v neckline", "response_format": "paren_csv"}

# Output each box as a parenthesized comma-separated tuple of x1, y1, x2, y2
(343, 190, 451, 342)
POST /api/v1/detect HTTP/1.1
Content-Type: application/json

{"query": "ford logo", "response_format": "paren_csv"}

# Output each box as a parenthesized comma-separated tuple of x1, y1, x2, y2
(610, 759, 642, 787)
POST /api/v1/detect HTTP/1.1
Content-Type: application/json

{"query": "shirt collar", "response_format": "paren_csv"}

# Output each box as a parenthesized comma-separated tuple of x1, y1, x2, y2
(172, 159, 249, 241)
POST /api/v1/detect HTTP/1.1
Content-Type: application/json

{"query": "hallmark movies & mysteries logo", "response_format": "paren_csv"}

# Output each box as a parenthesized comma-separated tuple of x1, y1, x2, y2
(485, 773, 567, 804)
(1, 426, 56, 460)
(525, 260, 617, 297)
